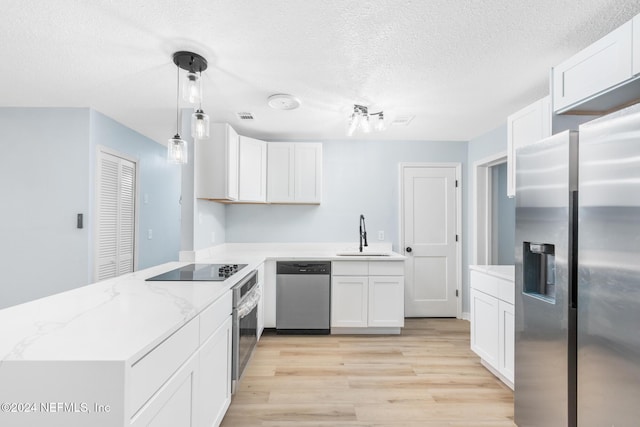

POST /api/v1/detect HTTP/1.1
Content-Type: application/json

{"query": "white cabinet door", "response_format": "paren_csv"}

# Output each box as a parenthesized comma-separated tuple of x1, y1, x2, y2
(470, 288, 500, 369)
(506, 96, 551, 198)
(499, 300, 515, 384)
(267, 143, 295, 203)
(331, 276, 368, 327)
(197, 316, 232, 427)
(195, 123, 239, 201)
(634, 14, 640, 76)
(147, 373, 194, 427)
(267, 142, 322, 204)
(131, 353, 198, 427)
(294, 143, 322, 203)
(238, 136, 267, 202)
(368, 276, 404, 327)
(553, 20, 633, 113)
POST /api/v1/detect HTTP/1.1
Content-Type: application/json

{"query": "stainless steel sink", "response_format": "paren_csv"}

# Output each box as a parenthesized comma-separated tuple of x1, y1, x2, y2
(335, 251, 391, 256)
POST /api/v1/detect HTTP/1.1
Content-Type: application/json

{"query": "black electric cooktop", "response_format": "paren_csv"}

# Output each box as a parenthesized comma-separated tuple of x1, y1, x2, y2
(146, 263, 248, 282)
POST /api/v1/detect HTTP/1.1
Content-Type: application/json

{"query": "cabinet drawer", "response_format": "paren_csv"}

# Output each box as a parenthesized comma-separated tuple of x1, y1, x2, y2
(470, 270, 499, 297)
(199, 291, 232, 344)
(332, 261, 368, 275)
(129, 317, 199, 417)
(369, 261, 404, 276)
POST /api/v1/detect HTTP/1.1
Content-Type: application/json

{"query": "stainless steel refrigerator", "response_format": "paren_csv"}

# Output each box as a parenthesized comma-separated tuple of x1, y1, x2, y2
(514, 104, 640, 426)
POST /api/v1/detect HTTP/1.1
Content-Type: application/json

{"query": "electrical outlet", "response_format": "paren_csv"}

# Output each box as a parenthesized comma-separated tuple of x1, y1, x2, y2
(378, 230, 385, 241)
(148, 229, 153, 240)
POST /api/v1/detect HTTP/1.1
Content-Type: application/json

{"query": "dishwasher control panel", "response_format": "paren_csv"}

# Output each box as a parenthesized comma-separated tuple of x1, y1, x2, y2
(276, 262, 331, 275)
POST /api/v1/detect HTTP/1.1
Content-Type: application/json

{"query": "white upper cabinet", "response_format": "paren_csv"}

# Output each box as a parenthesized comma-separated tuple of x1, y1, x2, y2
(553, 19, 635, 113)
(238, 136, 267, 202)
(507, 96, 551, 198)
(195, 123, 239, 201)
(267, 142, 323, 204)
(267, 143, 295, 202)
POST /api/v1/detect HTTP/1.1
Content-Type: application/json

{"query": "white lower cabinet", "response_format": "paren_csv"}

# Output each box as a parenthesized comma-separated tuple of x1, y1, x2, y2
(498, 300, 515, 384)
(368, 276, 405, 327)
(132, 292, 233, 427)
(469, 268, 514, 389)
(331, 261, 405, 333)
(470, 288, 500, 367)
(134, 353, 198, 427)
(197, 316, 232, 427)
(331, 276, 369, 327)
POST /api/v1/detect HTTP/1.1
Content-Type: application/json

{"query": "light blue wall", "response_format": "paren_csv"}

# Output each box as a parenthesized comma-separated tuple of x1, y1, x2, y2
(492, 162, 515, 264)
(0, 108, 91, 309)
(89, 111, 182, 269)
(0, 108, 181, 310)
(466, 123, 509, 312)
(226, 140, 468, 253)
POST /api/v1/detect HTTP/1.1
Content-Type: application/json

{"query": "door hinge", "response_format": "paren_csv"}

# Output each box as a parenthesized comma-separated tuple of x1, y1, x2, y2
(456, 289, 459, 297)
(455, 234, 459, 242)
(455, 180, 459, 188)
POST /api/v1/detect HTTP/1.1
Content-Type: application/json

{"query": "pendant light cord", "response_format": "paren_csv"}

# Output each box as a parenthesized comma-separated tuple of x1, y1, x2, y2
(198, 71, 203, 111)
(176, 63, 180, 135)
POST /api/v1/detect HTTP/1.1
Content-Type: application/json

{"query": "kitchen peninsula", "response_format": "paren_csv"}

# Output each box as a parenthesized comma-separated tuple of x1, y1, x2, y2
(0, 243, 404, 427)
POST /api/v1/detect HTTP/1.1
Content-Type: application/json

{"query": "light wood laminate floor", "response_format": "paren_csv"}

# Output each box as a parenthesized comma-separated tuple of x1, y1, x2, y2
(221, 318, 516, 427)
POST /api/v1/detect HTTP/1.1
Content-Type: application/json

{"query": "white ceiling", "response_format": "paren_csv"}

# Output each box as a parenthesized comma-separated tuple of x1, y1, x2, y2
(2, 0, 640, 143)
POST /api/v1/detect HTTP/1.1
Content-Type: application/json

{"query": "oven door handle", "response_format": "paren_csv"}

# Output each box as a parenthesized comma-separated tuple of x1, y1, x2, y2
(237, 287, 260, 318)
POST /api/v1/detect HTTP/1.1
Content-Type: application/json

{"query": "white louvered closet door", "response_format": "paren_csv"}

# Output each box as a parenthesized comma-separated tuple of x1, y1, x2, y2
(96, 151, 136, 281)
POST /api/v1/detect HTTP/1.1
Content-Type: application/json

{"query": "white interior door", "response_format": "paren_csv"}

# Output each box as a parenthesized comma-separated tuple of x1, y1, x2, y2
(95, 150, 136, 281)
(402, 165, 459, 317)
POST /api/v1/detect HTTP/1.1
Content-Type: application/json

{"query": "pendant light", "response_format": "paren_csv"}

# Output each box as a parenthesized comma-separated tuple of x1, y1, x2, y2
(169, 52, 210, 159)
(191, 73, 210, 139)
(168, 61, 187, 164)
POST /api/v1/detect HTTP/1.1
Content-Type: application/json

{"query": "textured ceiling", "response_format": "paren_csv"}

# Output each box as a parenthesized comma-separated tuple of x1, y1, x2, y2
(2, 0, 640, 143)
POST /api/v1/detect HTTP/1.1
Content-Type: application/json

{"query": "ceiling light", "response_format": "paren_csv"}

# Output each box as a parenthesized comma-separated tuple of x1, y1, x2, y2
(183, 71, 201, 104)
(268, 94, 301, 110)
(168, 56, 187, 164)
(346, 104, 386, 136)
(169, 52, 210, 161)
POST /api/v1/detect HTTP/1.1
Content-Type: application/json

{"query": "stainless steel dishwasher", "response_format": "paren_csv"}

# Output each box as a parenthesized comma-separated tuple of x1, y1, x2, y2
(276, 261, 331, 334)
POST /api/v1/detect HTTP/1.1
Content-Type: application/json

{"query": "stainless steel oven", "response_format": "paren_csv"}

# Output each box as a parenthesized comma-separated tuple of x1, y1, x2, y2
(231, 269, 259, 393)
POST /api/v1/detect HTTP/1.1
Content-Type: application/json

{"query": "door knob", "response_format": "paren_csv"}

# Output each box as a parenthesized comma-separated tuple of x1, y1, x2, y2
(406, 247, 412, 253)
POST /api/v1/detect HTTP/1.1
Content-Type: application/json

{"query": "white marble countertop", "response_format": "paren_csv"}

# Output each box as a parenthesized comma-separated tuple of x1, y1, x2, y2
(469, 264, 515, 282)
(0, 243, 406, 364)
(0, 258, 264, 363)
(185, 242, 407, 262)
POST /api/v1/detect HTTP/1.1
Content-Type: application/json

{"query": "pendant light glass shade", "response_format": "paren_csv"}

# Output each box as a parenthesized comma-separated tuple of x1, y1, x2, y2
(374, 113, 386, 132)
(168, 134, 188, 164)
(183, 71, 201, 104)
(191, 109, 210, 139)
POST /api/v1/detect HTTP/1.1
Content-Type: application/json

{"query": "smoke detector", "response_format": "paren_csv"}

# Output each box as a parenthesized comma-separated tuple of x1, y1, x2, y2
(267, 94, 301, 110)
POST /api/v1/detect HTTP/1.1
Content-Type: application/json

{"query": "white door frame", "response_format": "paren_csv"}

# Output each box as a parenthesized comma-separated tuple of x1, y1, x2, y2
(472, 151, 507, 265)
(94, 145, 140, 282)
(399, 162, 462, 319)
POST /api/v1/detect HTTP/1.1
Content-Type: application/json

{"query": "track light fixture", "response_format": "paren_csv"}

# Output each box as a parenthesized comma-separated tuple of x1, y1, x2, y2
(347, 104, 386, 136)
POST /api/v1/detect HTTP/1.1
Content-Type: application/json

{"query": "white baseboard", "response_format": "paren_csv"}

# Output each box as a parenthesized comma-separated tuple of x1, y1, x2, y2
(461, 311, 470, 321)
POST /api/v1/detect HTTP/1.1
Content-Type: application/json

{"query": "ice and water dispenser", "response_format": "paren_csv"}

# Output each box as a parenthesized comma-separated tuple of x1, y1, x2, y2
(523, 242, 556, 302)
